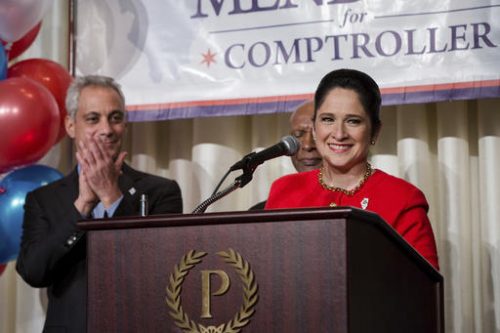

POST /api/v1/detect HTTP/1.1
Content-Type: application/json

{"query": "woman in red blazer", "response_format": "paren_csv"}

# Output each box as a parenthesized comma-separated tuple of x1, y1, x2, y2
(265, 69, 439, 270)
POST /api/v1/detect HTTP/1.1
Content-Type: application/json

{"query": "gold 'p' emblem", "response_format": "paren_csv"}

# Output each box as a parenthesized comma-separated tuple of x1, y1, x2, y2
(166, 249, 258, 333)
(201, 270, 230, 318)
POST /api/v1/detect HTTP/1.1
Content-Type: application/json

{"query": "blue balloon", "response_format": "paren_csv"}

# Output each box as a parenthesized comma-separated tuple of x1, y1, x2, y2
(0, 43, 6, 80)
(0, 165, 63, 263)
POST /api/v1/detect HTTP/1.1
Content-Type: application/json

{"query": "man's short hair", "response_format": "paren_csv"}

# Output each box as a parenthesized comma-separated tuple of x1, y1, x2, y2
(65, 75, 126, 120)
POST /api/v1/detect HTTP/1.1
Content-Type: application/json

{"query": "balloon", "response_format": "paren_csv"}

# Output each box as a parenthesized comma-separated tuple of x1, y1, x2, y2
(0, 43, 6, 80)
(0, 0, 53, 42)
(1, 22, 42, 60)
(0, 78, 60, 173)
(0, 165, 63, 263)
(9, 58, 73, 142)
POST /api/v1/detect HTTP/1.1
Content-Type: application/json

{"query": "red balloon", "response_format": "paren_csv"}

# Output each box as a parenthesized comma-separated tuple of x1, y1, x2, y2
(0, 263, 6, 276)
(8, 58, 73, 142)
(1, 22, 42, 60)
(0, 77, 60, 173)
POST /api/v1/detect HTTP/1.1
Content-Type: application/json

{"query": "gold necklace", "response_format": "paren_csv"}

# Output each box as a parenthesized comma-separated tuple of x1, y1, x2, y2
(318, 162, 373, 196)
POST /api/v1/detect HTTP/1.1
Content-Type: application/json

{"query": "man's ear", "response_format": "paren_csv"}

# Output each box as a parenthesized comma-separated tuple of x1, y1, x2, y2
(65, 115, 76, 139)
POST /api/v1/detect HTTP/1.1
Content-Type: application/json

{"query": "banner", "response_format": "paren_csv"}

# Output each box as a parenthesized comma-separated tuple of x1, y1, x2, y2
(74, 1, 500, 121)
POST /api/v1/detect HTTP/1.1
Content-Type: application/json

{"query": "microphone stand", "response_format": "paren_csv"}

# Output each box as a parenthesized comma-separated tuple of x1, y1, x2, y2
(192, 157, 256, 214)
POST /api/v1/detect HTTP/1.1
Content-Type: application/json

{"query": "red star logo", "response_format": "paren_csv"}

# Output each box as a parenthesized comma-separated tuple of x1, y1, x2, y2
(201, 49, 217, 68)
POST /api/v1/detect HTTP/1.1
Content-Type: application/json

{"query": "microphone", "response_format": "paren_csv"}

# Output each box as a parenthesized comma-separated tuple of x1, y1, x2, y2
(193, 136, 300, 213)
(230, 135, 300, 172)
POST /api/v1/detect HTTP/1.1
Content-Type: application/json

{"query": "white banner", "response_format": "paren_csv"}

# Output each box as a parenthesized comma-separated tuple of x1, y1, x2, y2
(74, 0, 500, 121)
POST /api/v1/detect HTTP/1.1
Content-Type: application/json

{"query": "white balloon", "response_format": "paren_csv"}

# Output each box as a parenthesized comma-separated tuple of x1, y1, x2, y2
(0, 0, 53, 42)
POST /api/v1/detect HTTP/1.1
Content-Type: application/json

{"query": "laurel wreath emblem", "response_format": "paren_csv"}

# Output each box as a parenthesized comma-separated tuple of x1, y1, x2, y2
(165, 249, 259, 333)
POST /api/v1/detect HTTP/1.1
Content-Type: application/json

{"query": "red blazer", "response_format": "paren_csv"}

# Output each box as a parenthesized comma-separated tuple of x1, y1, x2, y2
(265, 168, 439, 270)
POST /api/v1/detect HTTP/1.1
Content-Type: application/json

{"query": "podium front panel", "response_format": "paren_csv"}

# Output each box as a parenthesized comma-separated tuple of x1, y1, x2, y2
(86, 216, 350, 332)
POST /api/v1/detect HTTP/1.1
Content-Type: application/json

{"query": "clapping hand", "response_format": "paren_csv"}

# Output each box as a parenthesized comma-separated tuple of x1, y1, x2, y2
(74, 134, 127, 215)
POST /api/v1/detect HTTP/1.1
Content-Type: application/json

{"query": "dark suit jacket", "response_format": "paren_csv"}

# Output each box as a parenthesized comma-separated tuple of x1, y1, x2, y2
(249, 200, 266, 210)
(16, 164, 183, 333)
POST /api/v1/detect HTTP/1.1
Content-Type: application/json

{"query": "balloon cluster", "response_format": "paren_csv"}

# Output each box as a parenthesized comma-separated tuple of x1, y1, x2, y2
(0, 0, 72, 174)
(0, 1, 69, 266)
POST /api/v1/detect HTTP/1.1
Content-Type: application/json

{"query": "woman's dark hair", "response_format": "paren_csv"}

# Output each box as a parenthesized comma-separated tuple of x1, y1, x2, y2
(314, 68, 381, 136)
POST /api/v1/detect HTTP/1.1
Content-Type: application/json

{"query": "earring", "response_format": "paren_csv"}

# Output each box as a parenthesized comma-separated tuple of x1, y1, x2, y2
(370, 140, 376, 145)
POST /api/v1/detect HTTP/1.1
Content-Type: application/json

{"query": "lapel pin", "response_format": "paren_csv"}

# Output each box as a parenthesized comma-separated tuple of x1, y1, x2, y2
(361, 198, 369, 210)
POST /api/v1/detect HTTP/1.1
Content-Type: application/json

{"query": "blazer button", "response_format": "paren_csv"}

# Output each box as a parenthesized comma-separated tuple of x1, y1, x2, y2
(66, 235, 77, 246)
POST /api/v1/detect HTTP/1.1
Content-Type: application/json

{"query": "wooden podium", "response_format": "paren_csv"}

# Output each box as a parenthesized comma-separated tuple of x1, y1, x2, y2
(78, 208, 443, 333)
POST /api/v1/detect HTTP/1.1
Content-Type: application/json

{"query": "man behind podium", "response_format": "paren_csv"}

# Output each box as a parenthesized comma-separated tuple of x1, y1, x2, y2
(289, 100, 323, 174)
(16, 75, 183, 332)
(250, 100, 322, 209)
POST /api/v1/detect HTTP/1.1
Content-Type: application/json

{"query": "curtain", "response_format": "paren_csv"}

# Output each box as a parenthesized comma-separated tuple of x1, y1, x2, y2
(1, 1, 499, 332)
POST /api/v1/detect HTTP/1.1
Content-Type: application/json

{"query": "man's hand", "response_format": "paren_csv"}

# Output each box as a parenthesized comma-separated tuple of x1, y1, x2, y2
(74, 151, 98, 216)
(76, 135, 127, 209)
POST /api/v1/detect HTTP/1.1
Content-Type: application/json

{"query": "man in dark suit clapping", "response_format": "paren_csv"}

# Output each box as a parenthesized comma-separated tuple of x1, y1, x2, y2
(16, 75, 183, 333)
